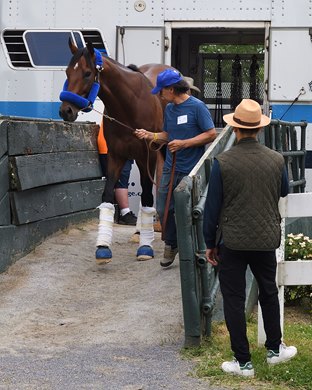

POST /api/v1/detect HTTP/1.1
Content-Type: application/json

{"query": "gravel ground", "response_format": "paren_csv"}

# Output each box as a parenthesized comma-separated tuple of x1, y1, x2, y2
(0, 219, 226, 390)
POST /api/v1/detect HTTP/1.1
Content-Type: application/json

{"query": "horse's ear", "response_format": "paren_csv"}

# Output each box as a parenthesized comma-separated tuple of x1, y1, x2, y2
(86, 41, 95, 56)
(68, 38, 78, 54)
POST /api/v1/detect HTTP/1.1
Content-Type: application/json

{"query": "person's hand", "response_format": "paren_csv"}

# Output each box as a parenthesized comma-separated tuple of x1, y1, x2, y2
(205, 248, 219, 266)
(167, 139, 186, 152)
(135, 128, 150, 140)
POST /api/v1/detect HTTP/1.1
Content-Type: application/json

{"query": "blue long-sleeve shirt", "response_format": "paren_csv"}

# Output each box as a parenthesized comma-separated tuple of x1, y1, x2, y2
(203, 159, 289, 249)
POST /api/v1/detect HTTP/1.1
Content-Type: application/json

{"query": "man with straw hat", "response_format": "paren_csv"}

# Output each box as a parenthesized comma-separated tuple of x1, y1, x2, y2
(203, 99, 297, 377)
(183, 76, 201, 96)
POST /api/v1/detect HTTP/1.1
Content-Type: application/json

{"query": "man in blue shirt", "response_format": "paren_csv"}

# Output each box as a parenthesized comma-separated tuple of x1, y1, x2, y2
(135, 68, 216, 267)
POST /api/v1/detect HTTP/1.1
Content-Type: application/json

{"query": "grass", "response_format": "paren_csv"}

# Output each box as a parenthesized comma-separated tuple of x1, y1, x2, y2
(181, 306, 312, 390)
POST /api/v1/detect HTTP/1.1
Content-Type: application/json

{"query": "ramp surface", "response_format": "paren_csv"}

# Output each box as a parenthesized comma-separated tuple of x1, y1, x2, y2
(0, 220, 225, 389)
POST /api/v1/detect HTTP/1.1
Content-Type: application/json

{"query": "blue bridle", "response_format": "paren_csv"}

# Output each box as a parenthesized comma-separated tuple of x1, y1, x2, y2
(59, 48, 103, 112)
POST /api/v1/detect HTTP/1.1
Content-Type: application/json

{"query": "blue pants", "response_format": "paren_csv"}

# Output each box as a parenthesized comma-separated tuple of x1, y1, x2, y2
(99, 155, 133, 189)
(156, 168, 186, 248)
(218, 245, 282, 363)
(115, 159, 133, 189)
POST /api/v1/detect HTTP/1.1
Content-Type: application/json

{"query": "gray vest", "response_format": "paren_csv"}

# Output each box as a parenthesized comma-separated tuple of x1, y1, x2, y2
(217, 138, 285, 251)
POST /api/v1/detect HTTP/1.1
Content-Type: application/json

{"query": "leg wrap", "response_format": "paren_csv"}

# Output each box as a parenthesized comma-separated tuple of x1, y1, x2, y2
(96, 202, 115, 247)
(139, 206, 156, 247)
(135, 204, 142, 233)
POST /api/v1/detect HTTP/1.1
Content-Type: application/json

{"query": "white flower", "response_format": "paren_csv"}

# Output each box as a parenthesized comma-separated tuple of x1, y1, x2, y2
(300, 242, 306, 248)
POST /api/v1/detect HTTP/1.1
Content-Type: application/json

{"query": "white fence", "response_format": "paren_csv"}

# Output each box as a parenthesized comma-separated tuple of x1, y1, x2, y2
(258, 192, 312, 344)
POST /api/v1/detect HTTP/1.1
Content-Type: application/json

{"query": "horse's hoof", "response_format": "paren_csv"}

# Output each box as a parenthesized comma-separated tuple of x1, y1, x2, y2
(129, 231, 140, 243)
(136, 245, 154, 261)
(153, 220, 162, 232)
(96, 246, 112, 265)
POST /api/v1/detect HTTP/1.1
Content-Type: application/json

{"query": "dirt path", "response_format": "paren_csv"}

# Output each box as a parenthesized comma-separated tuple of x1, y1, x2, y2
(0, 220, 223, 390)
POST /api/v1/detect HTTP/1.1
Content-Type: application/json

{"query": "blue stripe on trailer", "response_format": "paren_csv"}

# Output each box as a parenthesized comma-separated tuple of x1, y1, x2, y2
(271, 104, 312, 123)
(0, 101, 62, 120)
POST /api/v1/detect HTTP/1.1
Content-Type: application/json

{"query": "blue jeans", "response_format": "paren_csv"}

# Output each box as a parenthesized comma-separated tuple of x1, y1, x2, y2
(156, 168, 186, 248)
(115, 159, 133, 189)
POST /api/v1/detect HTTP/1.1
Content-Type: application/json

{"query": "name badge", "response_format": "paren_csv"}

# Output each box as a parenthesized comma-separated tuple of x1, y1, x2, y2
(177, 115, 187, 125)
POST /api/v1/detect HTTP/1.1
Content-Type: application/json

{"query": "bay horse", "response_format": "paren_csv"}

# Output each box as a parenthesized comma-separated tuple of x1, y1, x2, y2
(59, 40, 171, 264)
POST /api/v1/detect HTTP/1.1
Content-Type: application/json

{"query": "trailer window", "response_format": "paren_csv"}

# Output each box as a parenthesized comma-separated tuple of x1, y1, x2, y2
(24, 31, 83, 67)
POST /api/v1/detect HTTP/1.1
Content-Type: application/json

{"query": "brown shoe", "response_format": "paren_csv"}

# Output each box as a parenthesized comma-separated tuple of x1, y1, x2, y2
(160, 245, 178, 267)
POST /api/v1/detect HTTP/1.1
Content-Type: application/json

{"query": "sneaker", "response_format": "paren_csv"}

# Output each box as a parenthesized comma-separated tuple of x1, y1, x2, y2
(118, 211, 137, 226)
(267, 343, 297, 365)
(160, 245, 178, 267)
(221, 359, 255, 377)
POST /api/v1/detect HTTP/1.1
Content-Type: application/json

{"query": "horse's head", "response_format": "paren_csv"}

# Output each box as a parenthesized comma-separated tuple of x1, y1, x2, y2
(59, 40, 103, 122)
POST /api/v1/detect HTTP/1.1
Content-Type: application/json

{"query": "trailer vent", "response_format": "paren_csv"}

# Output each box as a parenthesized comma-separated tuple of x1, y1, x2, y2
(2, 29, 109, 68)
(3, 30, 32, 68)
(81, 30, 108, 54)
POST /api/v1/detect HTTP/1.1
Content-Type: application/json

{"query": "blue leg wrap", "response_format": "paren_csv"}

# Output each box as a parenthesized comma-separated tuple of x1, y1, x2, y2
(136, 245, 154, 261)
(96, 246, 112, 260)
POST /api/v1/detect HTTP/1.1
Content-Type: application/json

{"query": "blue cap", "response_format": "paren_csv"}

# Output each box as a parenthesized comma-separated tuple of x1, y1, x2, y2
(151, 69, 183, 94)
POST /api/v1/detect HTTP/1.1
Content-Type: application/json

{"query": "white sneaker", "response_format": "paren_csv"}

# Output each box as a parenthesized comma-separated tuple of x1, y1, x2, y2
(267, 343, 297, 365)
(221, 359, 255, 377)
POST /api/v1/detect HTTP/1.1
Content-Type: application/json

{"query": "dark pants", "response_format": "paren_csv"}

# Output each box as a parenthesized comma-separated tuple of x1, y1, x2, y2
(218, 245, 282, 363)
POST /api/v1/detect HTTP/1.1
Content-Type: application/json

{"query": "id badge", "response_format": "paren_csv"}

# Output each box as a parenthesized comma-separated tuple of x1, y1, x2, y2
(177, 115, 187, 125)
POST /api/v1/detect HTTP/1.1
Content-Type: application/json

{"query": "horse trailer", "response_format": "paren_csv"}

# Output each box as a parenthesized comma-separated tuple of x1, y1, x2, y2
(0, 0, 312, 197)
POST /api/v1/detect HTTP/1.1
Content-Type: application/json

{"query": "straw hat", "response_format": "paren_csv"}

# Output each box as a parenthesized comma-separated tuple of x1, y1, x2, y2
(223, 99, 270, 129)
(183, 76, 201, 93)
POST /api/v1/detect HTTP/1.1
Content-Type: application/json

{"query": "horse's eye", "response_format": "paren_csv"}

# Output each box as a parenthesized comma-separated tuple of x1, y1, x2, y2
(84, 71, 92, 78)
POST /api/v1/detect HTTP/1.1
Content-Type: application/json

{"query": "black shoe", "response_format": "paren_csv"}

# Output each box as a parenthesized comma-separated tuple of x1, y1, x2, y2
(118, 211, 137, 226)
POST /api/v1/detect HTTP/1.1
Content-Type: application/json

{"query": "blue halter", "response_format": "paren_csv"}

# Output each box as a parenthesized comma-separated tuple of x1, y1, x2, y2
(59, 48, 103, 112)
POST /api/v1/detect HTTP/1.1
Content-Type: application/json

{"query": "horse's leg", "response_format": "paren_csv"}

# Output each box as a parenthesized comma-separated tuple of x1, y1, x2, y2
(95, 155, 125, 264)
(135, 154, 157, 261)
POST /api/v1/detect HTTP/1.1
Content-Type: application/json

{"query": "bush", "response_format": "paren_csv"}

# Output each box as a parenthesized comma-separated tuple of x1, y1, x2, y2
(284, 233, 312, 309)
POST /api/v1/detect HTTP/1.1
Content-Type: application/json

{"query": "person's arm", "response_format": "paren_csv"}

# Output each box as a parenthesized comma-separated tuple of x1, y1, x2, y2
(167, 128, 217, 153)
(203, 159, 223, 266)
(134, 128, 168, 144)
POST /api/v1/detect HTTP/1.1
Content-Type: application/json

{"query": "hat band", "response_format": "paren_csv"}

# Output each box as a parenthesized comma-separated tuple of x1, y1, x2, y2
(233, 116, 261, 127)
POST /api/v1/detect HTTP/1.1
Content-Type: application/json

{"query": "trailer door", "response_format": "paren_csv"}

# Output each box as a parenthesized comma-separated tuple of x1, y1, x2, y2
(116, 26, 165, 66)
(263, 22, 270, 116)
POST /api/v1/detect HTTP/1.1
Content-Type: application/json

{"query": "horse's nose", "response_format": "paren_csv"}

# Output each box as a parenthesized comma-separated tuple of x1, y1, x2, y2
(59, 104, 75, 122)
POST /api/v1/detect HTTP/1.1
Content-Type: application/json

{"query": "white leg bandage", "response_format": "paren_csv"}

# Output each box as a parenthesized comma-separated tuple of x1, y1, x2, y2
(135, 204, 142, 232)
(139, 206, 156, 247)
(96, 202, 115, 247)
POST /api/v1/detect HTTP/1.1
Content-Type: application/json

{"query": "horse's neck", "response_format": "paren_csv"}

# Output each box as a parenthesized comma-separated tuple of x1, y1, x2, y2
(99, 59, 142, 113)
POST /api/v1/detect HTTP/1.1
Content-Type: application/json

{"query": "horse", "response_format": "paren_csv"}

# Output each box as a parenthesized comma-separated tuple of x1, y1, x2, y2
(59, 40, 171, 264)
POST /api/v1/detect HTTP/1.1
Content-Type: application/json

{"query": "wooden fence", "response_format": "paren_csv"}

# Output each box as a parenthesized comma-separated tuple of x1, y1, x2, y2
(0, 116, 104, 272)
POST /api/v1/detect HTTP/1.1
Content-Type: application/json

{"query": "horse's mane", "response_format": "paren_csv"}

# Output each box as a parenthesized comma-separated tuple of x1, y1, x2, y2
(127, 64, 141, 72)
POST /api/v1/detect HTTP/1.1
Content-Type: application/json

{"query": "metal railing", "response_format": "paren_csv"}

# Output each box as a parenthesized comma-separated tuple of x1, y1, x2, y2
(263, 119, 307, 193)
